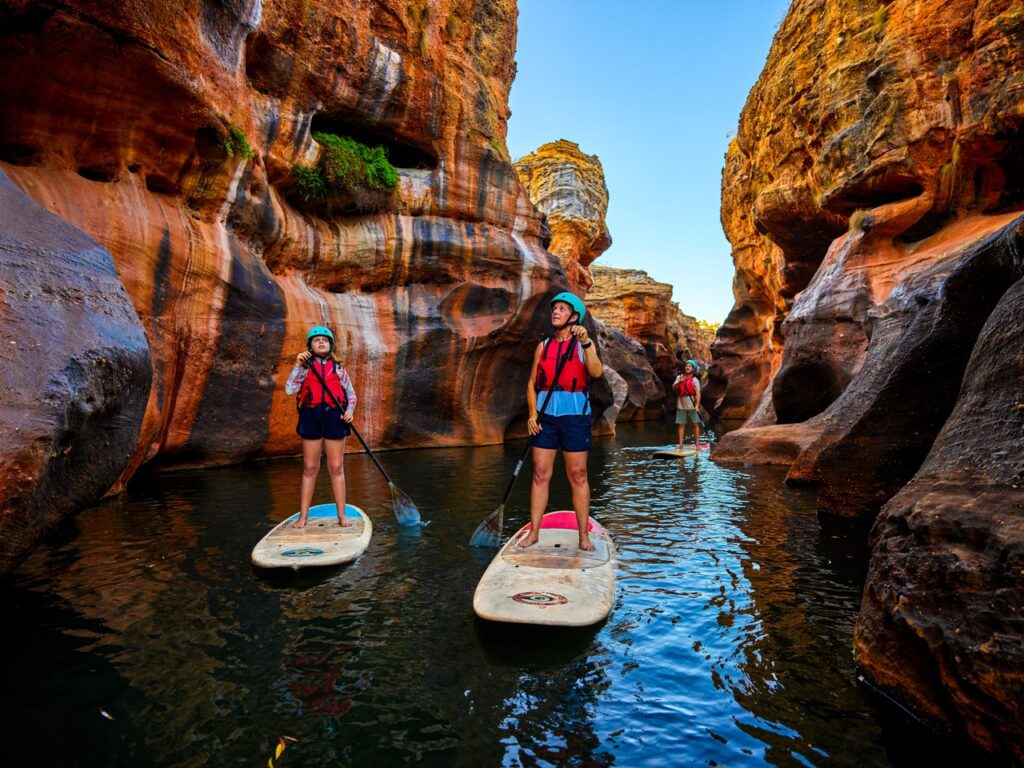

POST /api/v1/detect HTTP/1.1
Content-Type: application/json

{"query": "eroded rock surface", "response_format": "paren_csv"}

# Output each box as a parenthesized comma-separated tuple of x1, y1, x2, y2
(0, 170, 151, 573)
(588, 266, 713, 403)
(711, 0, 1024, 755)
(514, 140, 611, 295)
(0, 0, 564, 571)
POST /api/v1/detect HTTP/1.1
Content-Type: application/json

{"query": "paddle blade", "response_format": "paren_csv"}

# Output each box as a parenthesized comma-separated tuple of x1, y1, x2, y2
(469, 505, 503, 548)
(390, 484, 422, 526)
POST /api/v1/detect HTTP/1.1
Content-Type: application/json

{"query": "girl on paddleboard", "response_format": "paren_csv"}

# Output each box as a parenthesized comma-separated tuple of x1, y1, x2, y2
(520, 293, 604, 551)
(284, 326, 357, 528)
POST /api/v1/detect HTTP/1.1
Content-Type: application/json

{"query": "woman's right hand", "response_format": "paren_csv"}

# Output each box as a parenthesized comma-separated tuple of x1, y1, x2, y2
(296, 351, 311, 367)
(527, 415, 541, 436)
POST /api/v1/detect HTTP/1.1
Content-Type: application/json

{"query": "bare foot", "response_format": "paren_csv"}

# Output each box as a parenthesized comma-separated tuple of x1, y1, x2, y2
(337, 516, 353, 528)
(517, 531, 540, 548)
(579, 535, 596, 551)
(291, 517, 307, 529)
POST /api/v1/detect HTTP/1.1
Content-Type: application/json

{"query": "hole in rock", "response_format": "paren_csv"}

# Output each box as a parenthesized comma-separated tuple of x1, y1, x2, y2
(310, 113, 437, 170)
(827, 173, 924, 215)
(145, 173, 178, 195)
(981, 130, 1024, 213)
(0, 142, 43, 166)
(772, 361, 845, 424)
(244, 31, 294, 96)
(76, 166, 117, 183)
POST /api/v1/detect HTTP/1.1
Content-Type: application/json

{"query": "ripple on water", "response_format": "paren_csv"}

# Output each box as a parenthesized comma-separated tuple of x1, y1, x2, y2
(1, 424, 993, 767)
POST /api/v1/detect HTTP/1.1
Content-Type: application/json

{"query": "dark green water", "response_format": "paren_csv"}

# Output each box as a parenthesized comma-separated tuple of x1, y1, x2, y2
(4, 422, 988, 767)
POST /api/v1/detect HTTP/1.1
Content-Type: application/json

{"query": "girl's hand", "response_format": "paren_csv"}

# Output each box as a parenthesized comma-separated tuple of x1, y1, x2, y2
(342, 412, 354, 423)
(296, 351, 311, 367)
(527, 415, 541, 436)
(570, 325, 589, 345)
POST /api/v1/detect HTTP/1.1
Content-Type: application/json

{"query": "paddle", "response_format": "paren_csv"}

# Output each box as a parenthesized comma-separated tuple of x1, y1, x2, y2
(469, 331, 581, 547)
(302, 358, 422, 526)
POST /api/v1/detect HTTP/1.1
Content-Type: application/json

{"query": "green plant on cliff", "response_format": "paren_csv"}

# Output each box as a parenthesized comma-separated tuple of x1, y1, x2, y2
(696, 320, 721, 334)
(224, 125, 255, 160)
(290, 132, 399, 211)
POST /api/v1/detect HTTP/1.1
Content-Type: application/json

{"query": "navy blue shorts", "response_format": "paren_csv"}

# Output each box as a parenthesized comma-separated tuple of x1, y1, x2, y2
(533, 414, 592, 452)
(297, 405, 351, 441)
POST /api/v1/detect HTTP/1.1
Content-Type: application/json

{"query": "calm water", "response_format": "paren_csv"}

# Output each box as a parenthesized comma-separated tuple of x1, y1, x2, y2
(3, 422, 987, 767)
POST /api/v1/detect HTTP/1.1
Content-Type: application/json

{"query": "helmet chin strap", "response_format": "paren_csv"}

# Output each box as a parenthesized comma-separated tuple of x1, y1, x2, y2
(552, 314, 579, 331)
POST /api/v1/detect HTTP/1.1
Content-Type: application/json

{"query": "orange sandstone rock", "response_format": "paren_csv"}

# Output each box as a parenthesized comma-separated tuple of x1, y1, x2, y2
(712, 0, 1024, 756)
(0, 0, 562, 571)
(514, 140, 611, 295)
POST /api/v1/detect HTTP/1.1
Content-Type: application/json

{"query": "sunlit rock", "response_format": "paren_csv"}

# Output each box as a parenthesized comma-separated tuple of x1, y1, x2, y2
(514, 139, 610, 295)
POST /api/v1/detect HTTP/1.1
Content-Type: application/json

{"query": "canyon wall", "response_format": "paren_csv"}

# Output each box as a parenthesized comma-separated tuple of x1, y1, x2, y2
(711, 0, 1024, 758)
(588, 266, 713, 405)
(0, 0, 567, 573)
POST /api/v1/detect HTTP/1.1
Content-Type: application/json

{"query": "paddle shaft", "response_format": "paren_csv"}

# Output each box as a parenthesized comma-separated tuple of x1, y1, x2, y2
(498, 331, 582, 508)
(302, 358, 395, 487)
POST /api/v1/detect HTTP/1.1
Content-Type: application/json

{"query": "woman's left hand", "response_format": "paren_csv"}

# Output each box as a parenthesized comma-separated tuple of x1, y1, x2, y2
(570, 325, 589, 345)
(342, 412, 354, 423)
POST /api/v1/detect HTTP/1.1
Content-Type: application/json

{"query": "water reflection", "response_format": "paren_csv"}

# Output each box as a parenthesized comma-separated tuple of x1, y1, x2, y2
(2, 423, 991, 767)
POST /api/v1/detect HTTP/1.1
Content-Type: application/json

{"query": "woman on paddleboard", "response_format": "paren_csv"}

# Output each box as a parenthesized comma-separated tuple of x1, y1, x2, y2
(519, 293, 603, 551)
(673, 359, 702, 450)
(284, 326, 357, 529)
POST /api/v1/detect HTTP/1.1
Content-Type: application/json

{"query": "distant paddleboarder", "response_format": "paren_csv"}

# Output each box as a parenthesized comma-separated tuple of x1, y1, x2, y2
(285, 326, 357, 529)
(673, 359, 702, 450)
(520, 293, 603, 551)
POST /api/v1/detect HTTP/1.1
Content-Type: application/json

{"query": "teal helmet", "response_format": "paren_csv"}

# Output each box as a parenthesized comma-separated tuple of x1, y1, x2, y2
(306, 325, 334, 351)
(550, 291, 586, 323)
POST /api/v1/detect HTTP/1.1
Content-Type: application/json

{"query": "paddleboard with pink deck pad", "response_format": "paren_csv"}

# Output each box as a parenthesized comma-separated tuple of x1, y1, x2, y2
(473, 511, 618, 627)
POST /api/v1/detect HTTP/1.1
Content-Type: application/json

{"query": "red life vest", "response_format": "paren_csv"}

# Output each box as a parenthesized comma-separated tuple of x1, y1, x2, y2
(298, 357, 348, 409)
(677, 375, 698, 397)
(535, 337, 588, 393)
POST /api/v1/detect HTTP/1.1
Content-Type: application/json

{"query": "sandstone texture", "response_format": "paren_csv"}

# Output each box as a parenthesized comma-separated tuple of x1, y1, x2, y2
(0, 0, 571, 572)
(711, 0, 1024, 756)
(0, 170, 151, 573)
(588, 266, 713, 407)
(514, 140, 611, 295)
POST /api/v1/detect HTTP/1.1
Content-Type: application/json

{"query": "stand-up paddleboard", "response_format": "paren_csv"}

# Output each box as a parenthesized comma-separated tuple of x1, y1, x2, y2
(251, 503, 371, 570)
(652, 443, 711, 459)
(473, 511, 617, 627)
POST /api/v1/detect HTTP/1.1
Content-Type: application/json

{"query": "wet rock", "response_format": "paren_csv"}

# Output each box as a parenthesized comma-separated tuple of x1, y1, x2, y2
(855, 269, 1024, 764)
(0, 169, 151, 575)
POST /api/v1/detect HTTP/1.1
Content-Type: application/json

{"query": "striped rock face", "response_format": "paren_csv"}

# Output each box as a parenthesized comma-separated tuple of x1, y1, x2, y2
(0, 0, 568, 569)
(0, 0, 557, 468)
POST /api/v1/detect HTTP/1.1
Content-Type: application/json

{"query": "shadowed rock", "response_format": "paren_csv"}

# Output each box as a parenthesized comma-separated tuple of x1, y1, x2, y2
(0, 169, 151, 574)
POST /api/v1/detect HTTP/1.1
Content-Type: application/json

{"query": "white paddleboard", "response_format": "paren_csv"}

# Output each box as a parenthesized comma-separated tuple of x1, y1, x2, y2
(652, 443, 710, 459)
(473, 511, 618, 627)
(251, 503, 371, 569)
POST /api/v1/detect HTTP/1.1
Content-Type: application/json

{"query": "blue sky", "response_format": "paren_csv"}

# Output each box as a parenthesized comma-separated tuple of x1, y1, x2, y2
(506, 1, 791, 325)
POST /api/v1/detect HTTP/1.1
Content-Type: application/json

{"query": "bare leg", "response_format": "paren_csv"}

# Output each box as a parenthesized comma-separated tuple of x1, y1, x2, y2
(677, 420, 685, 448)
(519, 447, 556, 547)
(294, 439, 324, 527)
(693, 420, 702, 450)
(323, 437, 351, 527)
(564, 451, 594, 550)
